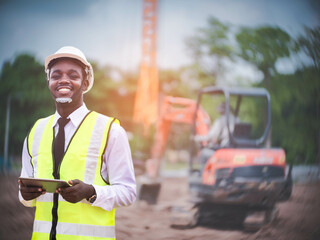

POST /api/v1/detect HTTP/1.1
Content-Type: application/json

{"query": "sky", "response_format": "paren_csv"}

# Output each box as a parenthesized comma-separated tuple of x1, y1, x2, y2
(0, 0, 319, 76)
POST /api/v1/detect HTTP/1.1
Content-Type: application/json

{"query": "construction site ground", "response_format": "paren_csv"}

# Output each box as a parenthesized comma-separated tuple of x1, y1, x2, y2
(1, 173, 319, 240)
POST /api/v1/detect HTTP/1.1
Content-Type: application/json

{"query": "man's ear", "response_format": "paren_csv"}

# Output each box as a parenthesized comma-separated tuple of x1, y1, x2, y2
(82, 79, 89, 92)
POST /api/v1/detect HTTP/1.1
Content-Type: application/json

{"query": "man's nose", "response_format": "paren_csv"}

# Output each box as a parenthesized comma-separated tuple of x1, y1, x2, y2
(59, 74, 71, 83)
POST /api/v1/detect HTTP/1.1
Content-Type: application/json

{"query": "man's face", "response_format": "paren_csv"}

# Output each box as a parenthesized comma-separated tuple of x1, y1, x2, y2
(48, 59, 89, 105)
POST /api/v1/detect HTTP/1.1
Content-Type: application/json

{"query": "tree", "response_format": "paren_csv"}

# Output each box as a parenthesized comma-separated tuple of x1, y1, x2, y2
(236, 26, 295, 88)
(0, 54, 54, 161)
(186, 16, 234, 86)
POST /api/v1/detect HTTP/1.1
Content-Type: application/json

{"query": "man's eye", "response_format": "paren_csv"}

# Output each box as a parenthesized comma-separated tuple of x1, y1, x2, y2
(51, 74, 61, 80)
(70, 74, 79, 80)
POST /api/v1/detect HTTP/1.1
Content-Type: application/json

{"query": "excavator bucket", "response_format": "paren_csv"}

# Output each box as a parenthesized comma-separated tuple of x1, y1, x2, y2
(136, 158, 162, 204)
(137, 180, 161, 205)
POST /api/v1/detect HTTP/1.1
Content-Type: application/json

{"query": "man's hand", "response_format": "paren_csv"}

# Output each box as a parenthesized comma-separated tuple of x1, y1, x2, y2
(57, 179, 95, 204)
(18, 180, 46, 201)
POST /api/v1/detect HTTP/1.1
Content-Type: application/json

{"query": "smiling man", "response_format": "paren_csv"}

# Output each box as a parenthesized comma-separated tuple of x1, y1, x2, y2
(18, 46, 136, 240)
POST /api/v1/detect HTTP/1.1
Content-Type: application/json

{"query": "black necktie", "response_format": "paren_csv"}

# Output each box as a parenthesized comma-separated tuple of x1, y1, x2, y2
(53, 117, 70, 179)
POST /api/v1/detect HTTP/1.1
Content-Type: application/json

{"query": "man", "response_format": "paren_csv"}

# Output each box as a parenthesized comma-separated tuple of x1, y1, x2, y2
(195, 102, 239, 167)
(195, 102, 238, 147)
(18, 46, 136, 240)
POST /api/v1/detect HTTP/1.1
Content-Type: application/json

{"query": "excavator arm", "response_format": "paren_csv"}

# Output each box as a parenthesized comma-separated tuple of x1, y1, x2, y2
(138, 96, 210, 204)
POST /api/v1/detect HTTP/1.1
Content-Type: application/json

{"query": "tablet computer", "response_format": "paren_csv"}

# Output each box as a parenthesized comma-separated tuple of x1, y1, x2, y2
(19, 177, 70, 193)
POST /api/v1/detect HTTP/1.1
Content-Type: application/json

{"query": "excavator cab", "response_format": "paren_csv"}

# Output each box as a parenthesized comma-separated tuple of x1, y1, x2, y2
(189, 87, 272, 170)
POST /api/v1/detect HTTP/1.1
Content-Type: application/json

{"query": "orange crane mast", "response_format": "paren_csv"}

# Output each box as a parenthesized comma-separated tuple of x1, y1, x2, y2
(133, 0, 159, 132)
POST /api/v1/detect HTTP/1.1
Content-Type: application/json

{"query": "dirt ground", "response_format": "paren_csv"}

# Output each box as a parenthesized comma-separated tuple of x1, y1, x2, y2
(1, 174, 319, 240)
(116, 177, 320, 240)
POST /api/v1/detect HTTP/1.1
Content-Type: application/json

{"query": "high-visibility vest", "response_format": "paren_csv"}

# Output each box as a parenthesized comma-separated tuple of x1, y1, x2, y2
(27, 111, 119, 240)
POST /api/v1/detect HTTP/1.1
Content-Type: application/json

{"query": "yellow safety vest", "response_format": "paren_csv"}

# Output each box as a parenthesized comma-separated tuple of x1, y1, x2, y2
(27, 111, 119, 240)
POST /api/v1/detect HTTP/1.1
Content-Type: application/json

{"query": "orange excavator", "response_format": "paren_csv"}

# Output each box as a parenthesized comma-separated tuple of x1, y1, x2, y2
(138, 86, 292, 230)
(187, 86, 292, 229)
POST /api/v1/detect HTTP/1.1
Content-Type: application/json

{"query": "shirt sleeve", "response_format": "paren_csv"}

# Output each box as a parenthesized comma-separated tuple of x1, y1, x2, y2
(19, 138, 36, 207)
(91, 123, 137, 211)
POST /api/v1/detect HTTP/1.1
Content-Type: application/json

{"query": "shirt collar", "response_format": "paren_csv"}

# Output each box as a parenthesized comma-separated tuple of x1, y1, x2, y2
(52, 103, 90, 128)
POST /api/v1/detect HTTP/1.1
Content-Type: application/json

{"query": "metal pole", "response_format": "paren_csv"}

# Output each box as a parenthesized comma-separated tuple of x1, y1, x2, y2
(4, 94, 11, 172)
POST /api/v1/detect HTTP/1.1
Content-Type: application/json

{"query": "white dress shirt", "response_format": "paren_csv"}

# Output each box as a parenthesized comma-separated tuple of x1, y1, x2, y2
(19, 104, 136, 211)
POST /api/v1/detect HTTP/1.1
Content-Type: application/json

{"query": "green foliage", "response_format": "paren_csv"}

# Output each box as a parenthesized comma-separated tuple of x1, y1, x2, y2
(233, 95, 268, 139)
(0, 54, 54, 156)
(236, 26, 295, 86)
(199, 17, 234, 58)
(185, 16, 234, 87)
(269, 67, 320, 163)
(297, 26, 320, 69)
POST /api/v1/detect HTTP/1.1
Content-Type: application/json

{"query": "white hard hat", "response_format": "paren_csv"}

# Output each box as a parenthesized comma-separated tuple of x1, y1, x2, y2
(45, 46, 94, 93)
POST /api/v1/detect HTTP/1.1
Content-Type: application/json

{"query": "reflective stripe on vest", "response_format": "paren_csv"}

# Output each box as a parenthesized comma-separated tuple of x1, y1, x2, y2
(33, 220, 115, 239)
(27, 111, 119, 240)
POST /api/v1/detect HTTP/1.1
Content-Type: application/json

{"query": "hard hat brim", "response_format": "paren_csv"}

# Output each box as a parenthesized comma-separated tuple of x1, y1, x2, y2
(45, 52, 89, 71)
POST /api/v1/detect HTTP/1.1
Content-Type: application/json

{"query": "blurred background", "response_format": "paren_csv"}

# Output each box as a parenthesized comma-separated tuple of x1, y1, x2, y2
(0, 0, 319, 239)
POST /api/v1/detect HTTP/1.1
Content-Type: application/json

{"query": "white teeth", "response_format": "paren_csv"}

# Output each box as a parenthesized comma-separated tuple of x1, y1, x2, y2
(56, 98, 72, 103)
(58, 88, 70, 93)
